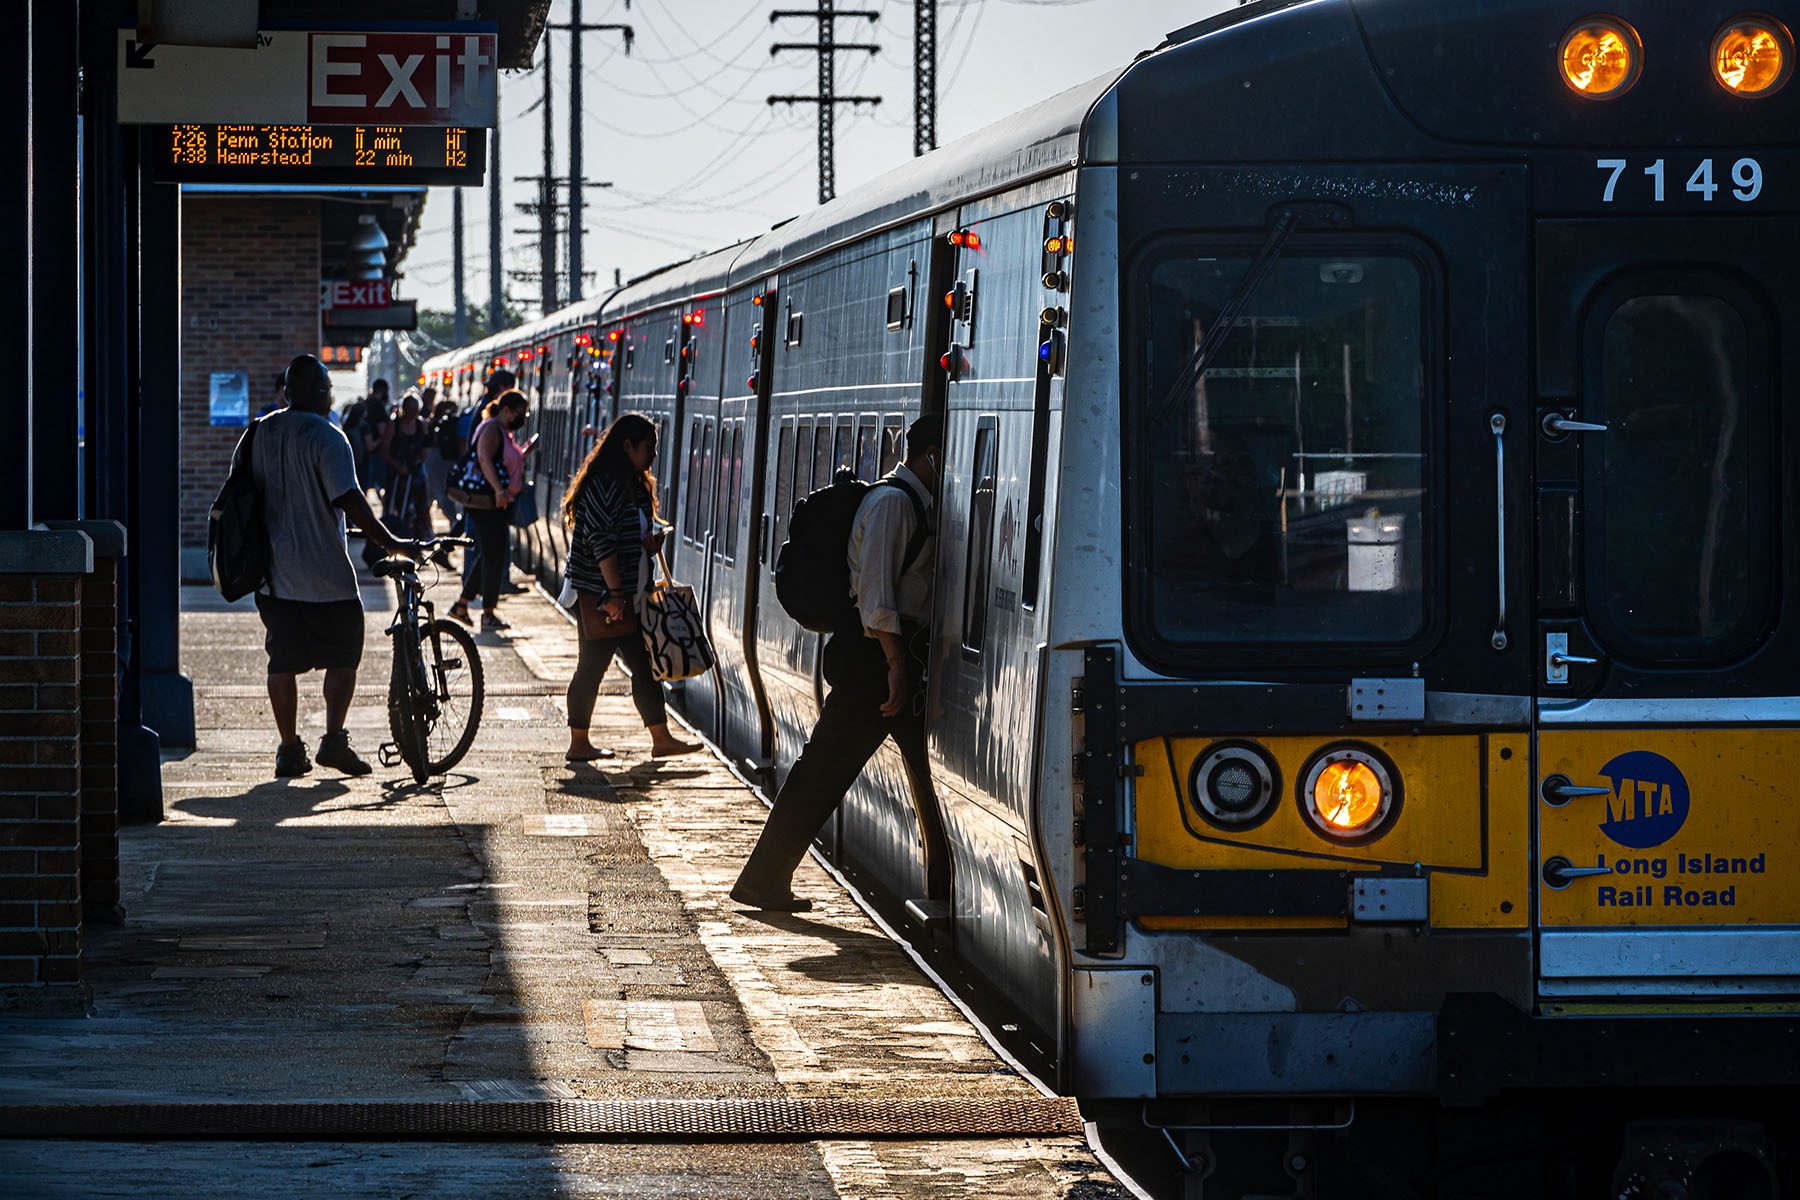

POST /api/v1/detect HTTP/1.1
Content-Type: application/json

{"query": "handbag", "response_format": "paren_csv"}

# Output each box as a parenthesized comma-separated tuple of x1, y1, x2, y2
(510, 482, 539, 529)
(636, 551, 715, 682)
(447, 418, 508, 511)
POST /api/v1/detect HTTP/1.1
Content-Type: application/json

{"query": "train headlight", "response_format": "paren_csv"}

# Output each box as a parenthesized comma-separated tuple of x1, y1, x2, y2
(1712, 17, 1793, 96)
(1300, 746, 1398, 842)
(1189, 743, 1278, 831)
(1558, 17, 1642, 99)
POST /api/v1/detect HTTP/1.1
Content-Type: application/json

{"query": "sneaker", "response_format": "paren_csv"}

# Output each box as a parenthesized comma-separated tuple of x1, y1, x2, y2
(315, 730, 373, 777)
(274, 740, 312, 778)
(447, 601, 474, 626)
(481, 614, 511, 633)
(502, 580, 528, 595)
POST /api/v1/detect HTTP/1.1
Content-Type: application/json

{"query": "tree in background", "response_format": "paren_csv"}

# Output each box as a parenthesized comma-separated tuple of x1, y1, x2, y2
(383, 301, 529, 392)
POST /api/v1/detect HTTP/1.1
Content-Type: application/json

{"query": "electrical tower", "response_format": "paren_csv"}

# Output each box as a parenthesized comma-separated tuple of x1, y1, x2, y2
(913, 0, 936, 156)
(550, 0, 634, 304)
(488, 98, 505, 337)
(538, 31, 558, 313)
(512, 176, 613, 315)
(769, 2, 881, 205)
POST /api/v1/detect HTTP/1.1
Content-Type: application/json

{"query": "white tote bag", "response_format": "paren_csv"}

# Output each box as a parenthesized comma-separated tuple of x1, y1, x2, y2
(637, 551, 715, 682)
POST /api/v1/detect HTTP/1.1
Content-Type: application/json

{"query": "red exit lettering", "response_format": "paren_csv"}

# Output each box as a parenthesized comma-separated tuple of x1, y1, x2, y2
(321, 279, 391, 310)
(308, 33, 496, 126)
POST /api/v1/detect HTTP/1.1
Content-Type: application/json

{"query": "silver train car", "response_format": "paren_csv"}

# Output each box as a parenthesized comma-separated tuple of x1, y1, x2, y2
(427, 0, 1800, 1193)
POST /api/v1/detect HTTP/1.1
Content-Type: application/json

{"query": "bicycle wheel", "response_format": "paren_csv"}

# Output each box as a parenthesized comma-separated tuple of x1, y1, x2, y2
(419, 617, 484, 774)
(387, 623, 431, 785)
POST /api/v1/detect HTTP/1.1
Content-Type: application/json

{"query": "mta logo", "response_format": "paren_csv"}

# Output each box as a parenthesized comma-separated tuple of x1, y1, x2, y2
(1597, 750, 1690, 849)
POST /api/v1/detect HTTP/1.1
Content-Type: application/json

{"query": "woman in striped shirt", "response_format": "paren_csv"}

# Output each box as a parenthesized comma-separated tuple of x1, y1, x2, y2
(561, 413, 699, 762)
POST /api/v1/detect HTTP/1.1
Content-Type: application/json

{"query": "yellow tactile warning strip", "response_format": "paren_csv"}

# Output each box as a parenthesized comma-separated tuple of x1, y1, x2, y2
(0, 1096, 1085, 1139)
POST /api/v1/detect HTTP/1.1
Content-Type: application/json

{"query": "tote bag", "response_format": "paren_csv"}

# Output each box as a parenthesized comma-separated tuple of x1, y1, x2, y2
(637, 551, 715, 682)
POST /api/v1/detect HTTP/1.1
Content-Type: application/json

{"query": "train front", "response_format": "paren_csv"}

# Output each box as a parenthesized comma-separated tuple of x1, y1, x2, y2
(1054, 1, 1800, 1194)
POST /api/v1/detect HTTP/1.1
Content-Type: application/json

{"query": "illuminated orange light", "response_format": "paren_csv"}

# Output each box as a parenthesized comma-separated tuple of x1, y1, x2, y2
(1311, 761, 1385, 833)
(1045, 235, 1072, 255)
(1713, 18, 1792, 96)
(1559, 17, 1642, 98)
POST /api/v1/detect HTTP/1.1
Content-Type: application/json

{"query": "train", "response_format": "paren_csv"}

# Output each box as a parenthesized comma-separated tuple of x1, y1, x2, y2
(424, 1, 1800, 1194)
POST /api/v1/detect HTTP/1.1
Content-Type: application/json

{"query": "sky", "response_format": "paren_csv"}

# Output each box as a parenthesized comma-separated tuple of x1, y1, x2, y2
(398, 0, 1236, 348)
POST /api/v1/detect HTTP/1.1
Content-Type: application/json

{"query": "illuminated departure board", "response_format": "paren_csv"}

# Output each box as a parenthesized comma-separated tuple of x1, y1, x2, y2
(150, 124, 484, 186)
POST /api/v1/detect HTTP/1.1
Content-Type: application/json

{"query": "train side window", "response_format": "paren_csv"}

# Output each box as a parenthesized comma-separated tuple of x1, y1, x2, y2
(786, 307, 804, 348)
(811, 417, 834, 493)
(624, 342, 635, 371)
(698, 421, 717, 544)
(774, 420, 797, 556)
(879, 415, 903, 475)
(886, 286, 908, 331)
(664, 338, 675, 365)
(833, 417, 854, 476)
(724, 422, 744, 560)
(962, 419, 1000, 655)
(855, 418, 877, 481)
(1586, 281, 1771, 662)
(684, 418, 705, 541)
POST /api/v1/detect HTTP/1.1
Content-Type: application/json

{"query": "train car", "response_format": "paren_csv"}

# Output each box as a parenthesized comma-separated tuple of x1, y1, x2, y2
(424, 0, 1800, 1192)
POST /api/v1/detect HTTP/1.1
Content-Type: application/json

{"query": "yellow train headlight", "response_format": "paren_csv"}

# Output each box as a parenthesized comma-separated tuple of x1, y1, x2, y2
(1301, 746, 1398, 842)
(1559, 17, 1643, 99)
(1712, 17, 1793, 97)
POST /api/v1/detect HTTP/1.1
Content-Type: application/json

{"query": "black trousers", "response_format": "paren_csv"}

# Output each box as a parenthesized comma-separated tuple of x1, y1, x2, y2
(737, 628, 939, 894)
(567, 629, 666, 730)
(460, 506, 510, 610)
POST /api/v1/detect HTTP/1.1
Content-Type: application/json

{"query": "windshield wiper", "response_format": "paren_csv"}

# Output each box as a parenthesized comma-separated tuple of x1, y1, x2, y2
(1150, 204, 1340, 428)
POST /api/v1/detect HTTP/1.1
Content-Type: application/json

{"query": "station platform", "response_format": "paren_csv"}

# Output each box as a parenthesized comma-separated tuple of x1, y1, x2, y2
(0, 560, 1125, 1198)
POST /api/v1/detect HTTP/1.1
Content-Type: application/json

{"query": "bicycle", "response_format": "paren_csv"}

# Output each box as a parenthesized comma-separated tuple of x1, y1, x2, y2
(372, 536, 484, 784)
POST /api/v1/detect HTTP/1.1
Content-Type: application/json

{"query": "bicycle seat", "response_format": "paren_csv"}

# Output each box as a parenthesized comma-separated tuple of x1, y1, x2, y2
(372, 555, 416, 580)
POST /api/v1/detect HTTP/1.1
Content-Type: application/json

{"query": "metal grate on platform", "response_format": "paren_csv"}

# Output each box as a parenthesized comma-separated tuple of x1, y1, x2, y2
(1, 1095, 1086, 1141)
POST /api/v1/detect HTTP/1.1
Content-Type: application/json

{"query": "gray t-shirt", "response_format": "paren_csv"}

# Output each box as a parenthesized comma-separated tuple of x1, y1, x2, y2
(248, 408, 362, 603)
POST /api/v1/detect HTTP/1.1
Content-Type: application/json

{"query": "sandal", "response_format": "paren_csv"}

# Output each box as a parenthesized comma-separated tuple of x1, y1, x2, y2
(565, 747, 617, 762)
(448, 601, 474, 626)
(481, 614, 511, 632)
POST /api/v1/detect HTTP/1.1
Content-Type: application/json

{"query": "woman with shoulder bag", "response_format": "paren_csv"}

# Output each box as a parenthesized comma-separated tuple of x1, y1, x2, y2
(561, 413, 699, 762)
(448, 389, 528, 633)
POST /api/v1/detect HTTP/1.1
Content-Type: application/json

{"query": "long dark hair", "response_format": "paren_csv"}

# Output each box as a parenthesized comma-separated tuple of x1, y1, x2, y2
(564, 412, 659, 531)
(483, 388, 529, 420)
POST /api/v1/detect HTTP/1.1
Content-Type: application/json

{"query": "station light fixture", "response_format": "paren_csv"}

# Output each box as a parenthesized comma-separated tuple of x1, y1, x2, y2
(1712, 16, 1793, 96)
(1299, 745, 1398, 842)
(1558, 16, 1643, 98)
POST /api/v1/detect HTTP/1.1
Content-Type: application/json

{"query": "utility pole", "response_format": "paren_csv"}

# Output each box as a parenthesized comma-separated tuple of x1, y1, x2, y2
(550, 1, 634, 304)
(488, 103, 504, 337)
(913, 0, 936, 156)
(513, 175, 613, 309)
(538, 30, 558, 314)
(452, 188, 469, 345)
(769, 2, 881, 205)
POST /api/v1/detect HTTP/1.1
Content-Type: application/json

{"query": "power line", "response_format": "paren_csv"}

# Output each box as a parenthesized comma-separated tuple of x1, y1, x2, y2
(769, 1, 884, 205)
(551, 1, 635, 303)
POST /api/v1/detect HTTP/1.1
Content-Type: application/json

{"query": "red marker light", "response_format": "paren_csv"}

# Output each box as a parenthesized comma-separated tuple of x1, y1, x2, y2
(944, 290, 956, 309)
(746, 374, 758, 390)
(607, 330, 621, 342)
(752, 293, 764, 307)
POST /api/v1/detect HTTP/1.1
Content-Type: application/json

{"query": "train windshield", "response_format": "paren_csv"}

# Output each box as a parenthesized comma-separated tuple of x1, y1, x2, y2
(1132, 249, 1427, 646)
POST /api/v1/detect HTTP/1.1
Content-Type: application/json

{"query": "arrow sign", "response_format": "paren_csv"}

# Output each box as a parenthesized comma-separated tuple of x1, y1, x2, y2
(126, 40, 156, 68)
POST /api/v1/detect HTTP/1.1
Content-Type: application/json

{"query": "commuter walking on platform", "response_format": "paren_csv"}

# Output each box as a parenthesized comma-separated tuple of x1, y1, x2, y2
(448, 369, 514, 570)
(248, 355, 414, 778)
(357, 379, 392, 496)
(447, 388, 528, 633)
(424, 396, 461, 530)
(378, 390, 430, 539)
(560, 414, 700, 763)
(732, 414, 943, 911)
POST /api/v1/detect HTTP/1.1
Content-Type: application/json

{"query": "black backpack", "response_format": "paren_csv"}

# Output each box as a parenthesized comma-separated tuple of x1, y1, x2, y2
(775, 471, 928, 633)
(207, 418, 271, 602)
(432, 409, 465, 459)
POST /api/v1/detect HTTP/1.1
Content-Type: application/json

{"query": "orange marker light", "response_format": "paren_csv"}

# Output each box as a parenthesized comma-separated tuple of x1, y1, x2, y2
(947, 228, 981, 250)
(1313, 761, 1383, 832)
(1559, 17, 1642, 98)
(1045, 234, 1072, 255)
(1713, 17, 1793, 96)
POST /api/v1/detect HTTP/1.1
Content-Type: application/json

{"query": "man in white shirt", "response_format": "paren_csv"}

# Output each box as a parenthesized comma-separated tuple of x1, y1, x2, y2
(733, 414, 943, 912)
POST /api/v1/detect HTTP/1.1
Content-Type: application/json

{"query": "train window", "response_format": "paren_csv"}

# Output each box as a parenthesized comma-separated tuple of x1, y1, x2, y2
(786, 307, 804, 348)
(723, 422, 744, 560)
(664, 338, 676, 365)
(855, 419, 877, 481)
(684, 418, 705, 541)
(886, 286, 909, 331)
(879, 416, 903, 475)
(774, 421, 797, 556)
(624, 343, 635, 371)
(811, 418, 834, 493)
(962, 418, 1000, 655)
(1587, 284, 1770, 662)
(1132, 249, 1427, 647)
(699, 423, 717, 544)
(833, 418, 854, 477)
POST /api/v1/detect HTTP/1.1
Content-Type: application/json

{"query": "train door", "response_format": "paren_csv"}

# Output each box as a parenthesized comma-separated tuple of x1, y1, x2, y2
(1532, 216, 1800, 997)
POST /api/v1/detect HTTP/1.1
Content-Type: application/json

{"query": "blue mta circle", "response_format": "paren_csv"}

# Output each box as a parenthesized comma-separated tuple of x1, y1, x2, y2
(1596, 750, 1690, 849)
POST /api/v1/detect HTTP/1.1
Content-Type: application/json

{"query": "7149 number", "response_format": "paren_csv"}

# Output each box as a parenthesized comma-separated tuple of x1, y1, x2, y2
(1596, 156, 1763, 203)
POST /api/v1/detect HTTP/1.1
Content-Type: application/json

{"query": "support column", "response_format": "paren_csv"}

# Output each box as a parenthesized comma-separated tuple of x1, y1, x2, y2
(136, 137, 194, 754)
(30, 0, 80, 523)
(0, 0, 29, 529)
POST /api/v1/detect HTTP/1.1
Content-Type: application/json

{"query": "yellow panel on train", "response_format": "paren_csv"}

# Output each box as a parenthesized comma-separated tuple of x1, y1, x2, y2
(1539, 729, 1800, 926)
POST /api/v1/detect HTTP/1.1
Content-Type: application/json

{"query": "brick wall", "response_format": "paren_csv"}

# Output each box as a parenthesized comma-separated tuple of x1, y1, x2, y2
(0, 568, 87, 999)
(179, 197, 321, 560)
(78, 557, 122, 921)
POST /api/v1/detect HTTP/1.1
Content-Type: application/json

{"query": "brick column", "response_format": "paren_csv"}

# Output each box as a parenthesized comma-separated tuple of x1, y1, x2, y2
(0, 530, 95, 1009)
(44, 520, 127, 924)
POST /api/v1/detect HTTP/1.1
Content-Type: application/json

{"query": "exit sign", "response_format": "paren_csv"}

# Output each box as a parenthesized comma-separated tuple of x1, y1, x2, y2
(321, 279, 392, 310)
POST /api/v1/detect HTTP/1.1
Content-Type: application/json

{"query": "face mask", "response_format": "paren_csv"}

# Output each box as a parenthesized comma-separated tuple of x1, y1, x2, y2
(508, 411, 527, 430)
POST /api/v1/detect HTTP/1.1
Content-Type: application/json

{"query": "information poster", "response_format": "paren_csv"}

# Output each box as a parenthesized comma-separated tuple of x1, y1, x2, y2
(209, 372, 250, 427)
